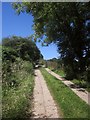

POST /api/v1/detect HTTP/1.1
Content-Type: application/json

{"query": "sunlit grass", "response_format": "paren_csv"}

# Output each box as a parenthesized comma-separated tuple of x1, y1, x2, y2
(2, 62, 34, 119)
(51, 68, 90, 92)
(41, 68, 90, 118)
(53, 69, 65, 77)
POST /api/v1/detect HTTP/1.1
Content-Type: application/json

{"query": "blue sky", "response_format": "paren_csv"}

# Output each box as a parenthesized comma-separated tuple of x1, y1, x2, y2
(0, 2, 2, 41)
(2, 2, 59, 60)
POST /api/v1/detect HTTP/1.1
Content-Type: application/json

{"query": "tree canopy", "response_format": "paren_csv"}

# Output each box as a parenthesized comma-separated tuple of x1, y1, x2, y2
(13, 2, 90, 81)
(2, 36, 42, 63)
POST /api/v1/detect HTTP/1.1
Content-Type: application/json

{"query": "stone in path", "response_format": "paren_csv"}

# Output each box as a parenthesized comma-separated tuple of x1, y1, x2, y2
(32, 69, 60, 118)
(46, 68, 90, 105)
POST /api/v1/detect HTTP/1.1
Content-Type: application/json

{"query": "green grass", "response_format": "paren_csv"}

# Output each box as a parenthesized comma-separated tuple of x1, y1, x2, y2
(51, 68, 90, 92)
(72, 79, 90, 92)
(52, 69, 65, 77)
(2, 62, 34, 119)
(40, 68, 90, 118)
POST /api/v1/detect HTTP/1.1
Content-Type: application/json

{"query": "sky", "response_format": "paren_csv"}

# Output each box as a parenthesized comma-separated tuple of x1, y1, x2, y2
(1, 2, 59, 60)
(0, 2, 2, 41)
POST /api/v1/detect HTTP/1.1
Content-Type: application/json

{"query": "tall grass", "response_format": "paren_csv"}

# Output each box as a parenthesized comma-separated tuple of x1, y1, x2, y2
(2, 60, 34, 119)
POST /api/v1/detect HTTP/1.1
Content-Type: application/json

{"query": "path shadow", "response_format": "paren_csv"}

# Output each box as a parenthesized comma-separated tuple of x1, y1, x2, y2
(69, 84, 79, 89)
(58, 76, 87, 92)
(34, 74, 37, 76)
(68, 83, 86, 92)
(60, 77, 67, 81)
(77, 88, 86, 92)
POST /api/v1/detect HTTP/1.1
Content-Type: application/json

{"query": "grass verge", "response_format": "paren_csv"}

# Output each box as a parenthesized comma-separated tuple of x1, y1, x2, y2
(51, 68, 90, 92)
(52, 69, 65, 77)
(2, 62, 34, 119)
(72, 79, 90, 92)
(40, 68, 90, 118)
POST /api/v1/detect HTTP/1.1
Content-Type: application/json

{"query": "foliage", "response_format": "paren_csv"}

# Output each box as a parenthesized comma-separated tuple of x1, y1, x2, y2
(2, 36, 42, 86)
(2, 35, 42, 118)
(46, 58, 65, 77)
(72, 78, 90, 92)
(41, 68, 90, 118)
(12, 2, 90, 82)
(2, 61, 34, 119)
(2, 36, 42, 63)
(53, 69, 65, 78)
(47, 58, 90, 91)
(46, 58, 58, 70)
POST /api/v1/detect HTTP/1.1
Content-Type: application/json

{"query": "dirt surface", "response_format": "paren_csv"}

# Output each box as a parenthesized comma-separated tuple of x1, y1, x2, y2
(32, 69, 60, 118)
(46, 68, 90, 105)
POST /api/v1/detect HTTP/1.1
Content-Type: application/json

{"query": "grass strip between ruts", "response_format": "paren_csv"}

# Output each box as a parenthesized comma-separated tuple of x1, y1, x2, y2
(40, 68, 90, 119)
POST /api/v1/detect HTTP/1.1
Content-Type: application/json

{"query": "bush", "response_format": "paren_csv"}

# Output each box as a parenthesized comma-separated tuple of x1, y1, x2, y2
(64, 65, 75, 80)
(2, 60, 34, 119)
(23, 61, 34, 74)
(2, 36, 42, 118)
(2, 46, 34, 118)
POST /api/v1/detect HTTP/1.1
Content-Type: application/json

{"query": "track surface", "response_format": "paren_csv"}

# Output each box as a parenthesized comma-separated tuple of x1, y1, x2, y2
(32, 69, 60, 118)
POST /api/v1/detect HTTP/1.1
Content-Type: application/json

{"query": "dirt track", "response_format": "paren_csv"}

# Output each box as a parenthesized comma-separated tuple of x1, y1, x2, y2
(32, 69, 60, 118)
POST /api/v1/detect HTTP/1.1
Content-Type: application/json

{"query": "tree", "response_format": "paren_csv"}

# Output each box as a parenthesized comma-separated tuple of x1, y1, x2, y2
(2, 36, 42, 63)
(2, 36, 42, 87)
(12, 3, 90, 81)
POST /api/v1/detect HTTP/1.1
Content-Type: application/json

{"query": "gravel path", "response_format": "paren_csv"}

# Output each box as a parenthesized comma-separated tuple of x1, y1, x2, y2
(46, 68, 90, 105)
(32, 69, 60, 118)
